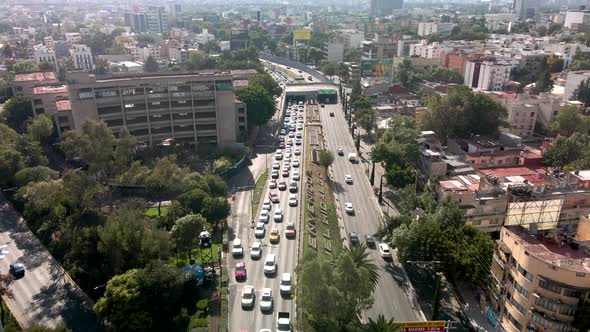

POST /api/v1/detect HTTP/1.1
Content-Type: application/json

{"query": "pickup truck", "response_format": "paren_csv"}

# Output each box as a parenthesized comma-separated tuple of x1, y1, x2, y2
(277, 312, 291, 331)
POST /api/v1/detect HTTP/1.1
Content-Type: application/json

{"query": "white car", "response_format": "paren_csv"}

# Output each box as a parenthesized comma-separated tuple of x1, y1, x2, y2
(283, 164, 291, 171)
(262, 199, 271, 211)
(255, 222, 266, 238)
(264, 254, 277, 275)
(295, 138, 302, 145)
(275, 151, 283, 160)
(288, 132, 295, 138)
(284, 152, 291, 159)
(272, 161, 280, 170)
(294, 148, 301, 155)
(379, 243, 392, 259)
(280, 273, 292, 296)
(292, 171, 300, 181)
(274, 208, 284, 222)
(345, 174, 353, 184)
(259, 209, 270, 223)
(297, 124, 303, 130)
(251, 241, 262, 259)
(292, 159, 300, 168)
(260, 288, 273, 312)
(288, 194, 298, 207)
(345, 202, 354, 214)
(241, 285, 255, 308)
(296, 132, 302, 138)
(232, 238, 243, 257)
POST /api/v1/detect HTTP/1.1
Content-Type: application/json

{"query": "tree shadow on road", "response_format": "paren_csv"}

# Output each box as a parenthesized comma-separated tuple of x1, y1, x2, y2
(332, 181, 345, 195)
(30, 282, 103, 332)
(383, 262, 412, 293)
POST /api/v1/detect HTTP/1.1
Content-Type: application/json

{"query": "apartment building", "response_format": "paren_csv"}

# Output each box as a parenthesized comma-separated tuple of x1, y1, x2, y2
(30, 85, 74, 136)
(65, 32, 82, 44)
(397, 38, 421, 57)
(464, 61, 511, 91)
(513, 0, 539, 19)
(66, 71, 247, 148)
(490, 225, 589, 332)
(33, 45, 58, 70)
(12, 72, 59, 96)
(324, 39, 345, 62)
(43, 36, 55, 49)
(127, 44, 161, 61)
(124, 12, 148, 33)
(417, 22, 456, 37)
(564, 10, 590, 32)
(70, 44, 95, 71)
(564, 70, 590, 102)
(147, 6, 168, 34)
(409, 41, 442, 59)
(196, 29, 215, 46)
(333, 29, 364, 49)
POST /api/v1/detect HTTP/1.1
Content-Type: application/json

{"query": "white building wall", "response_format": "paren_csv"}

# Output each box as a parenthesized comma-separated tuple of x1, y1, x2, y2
(564, 71, 590, 101)
(477, 62, 511, 91)
(33, 45, 58, 70)
(70, 45, 95, 71)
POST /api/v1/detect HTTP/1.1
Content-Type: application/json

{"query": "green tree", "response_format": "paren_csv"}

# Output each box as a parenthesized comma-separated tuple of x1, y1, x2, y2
(236, 84, 275, 127)
(12, 61, 38, 73)
(136, 35, 156, 44)
(571, 77, 590, 107)
(1, 95, 34, 132)
(145, 155, 188, 216)
(97, 202, 171, 276)
(14, 134, 47, 167)
(346, 244, 380, 289)
(546, 54, 564, 73)
(531, 70, 553, 95)
(0, 123, 18, 146)
(37, 61, 54, 71)
(363, 315, 401, 332)
(344, 48, 361, 63)
(396, 59, 418, 88)
(14, 166, 58, 187)
(26, 114, 54, 142)
(202, 195, 230, 222)
(170, 214, 206, 261)
(318, 150, 335, 169)
(117, 161, 151, 186)
(351, 95, 371, 111)
(421, 87, 507, 143)
(385, 165, 415, 188)
(61, 121, 117, 178)
(543, 133, 590, 168)
(2, 44, 13, 58)
(0, 145, 24, 187)
(318, 60, 338, 76)
(249, 72, 283, 97)
(551, 105, 589, 136)
(144, 55, 159, 72)
(354, 108, 377, 135)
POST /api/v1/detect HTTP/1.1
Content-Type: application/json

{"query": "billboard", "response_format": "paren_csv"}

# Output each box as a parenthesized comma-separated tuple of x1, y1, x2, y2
(505, 199, 563, 230)
(294, 29, 311, 40)
(399, 321, 446, 332)
(361, 59, 393, 79)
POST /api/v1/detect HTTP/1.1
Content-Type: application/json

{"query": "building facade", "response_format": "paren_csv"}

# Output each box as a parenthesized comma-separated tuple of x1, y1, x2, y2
(33, 45, 58, 70)
(147, 6, 168, 34)
(70, 44, 95, 71)
(465, 61, 511, 91)
(370, 0, 403, 16)
(124, 12, 148, 32)
(417, 22, 456, 37)
(66, 72, 247, 148)
(513, 0, 538, 18)
(564, 70, 590, 102)
(491, 226, 590, 332)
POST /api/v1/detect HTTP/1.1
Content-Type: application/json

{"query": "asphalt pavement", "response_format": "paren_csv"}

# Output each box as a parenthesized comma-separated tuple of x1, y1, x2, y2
(0, 194, 102, 331)
(320, 103, 420, 322)
(228, 102, 305, 331)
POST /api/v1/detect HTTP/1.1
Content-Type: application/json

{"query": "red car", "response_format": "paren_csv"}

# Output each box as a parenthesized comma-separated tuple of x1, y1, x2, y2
(268, 192, 280, 203)
(282, 170, 289, 178)
(278, 181, 287, 191)
(234, 261, 247, 280)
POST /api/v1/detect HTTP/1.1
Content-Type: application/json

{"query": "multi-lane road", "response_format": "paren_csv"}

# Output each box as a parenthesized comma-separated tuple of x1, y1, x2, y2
(228, 101, 306, 332)
(320, 102, 419, 322)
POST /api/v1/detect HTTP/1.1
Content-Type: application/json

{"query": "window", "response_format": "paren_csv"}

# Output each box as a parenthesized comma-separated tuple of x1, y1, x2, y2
(576, 272, 586, 277)
(510, 297, 526, 315)
(517, 264, 535, 282)
(536, 297, 558, 312)
(514, 281, 530, 299)
(530, 112, 535, 117)
(563, 288, 581, 298)
(538, 279, 562, 294)
(560, 305, 576, 316)
(507, 313, 522, 330)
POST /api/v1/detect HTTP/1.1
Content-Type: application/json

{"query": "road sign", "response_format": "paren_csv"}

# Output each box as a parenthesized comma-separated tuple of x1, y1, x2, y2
(399, 321, 446, 332)
(294, 29, 311, 40)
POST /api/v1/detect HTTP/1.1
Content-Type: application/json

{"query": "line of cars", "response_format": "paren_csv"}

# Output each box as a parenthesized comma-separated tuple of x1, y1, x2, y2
(233, 101, 306, 332)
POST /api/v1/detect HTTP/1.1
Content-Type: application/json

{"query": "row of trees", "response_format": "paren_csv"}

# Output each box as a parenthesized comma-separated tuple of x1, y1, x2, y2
(236, 71, 282, 127)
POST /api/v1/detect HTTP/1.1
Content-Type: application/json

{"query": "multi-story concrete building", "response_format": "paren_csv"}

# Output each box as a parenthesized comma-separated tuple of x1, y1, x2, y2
(464, 60, 511, 91)
(33, 45, 58, 70)
(409, 41, 442, 59)
(370, 0, 403, 16)
(12, 72, 59, 96)
(65, 32, 82, 44)
(70, 44, 95, 71)
(230, 27, 249, 50)
(393, 56, 441, 72)
(127, 44, 161, 61)
(564, 70, 590, 102)
(417, 22, 456, 37)
(544, 42, 589, 68)
(146, 6, 168, 34)
(490, 225, 590, 332)
(397, 38, 421, 57)
(564, 10, 590, 32)
(43, 36, 55, 49)
(513, 0, 538, 19)
(324, 39, 345, 62)
(196, 29, 215, 46)
(333, 29, 364, 49)
(124, 12, 148, 33)
(66, 71, 247, 148)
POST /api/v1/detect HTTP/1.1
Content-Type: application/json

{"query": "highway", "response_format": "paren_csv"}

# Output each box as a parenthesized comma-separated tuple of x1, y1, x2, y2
(0, 194, 102, 331)
(228, 102, 306, 331)
(320, 102, 419, 322)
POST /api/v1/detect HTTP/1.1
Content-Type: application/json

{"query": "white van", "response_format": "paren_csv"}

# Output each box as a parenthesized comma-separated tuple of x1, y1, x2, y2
(348, 152, 358, 162)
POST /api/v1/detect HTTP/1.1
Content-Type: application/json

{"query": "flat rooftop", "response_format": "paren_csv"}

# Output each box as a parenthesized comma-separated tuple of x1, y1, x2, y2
(505, 226, 590, 273)
(439, 174, 480, 194)
(570, 170, 590, 182)
(14, 72, 57, 82)
(33, 85, 68, 95)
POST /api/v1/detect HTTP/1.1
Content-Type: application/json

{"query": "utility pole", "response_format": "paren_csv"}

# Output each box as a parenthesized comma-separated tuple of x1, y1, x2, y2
(379, 175, 383, 204)
(370, 160, 375, 186)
